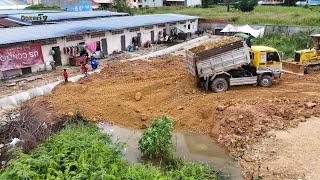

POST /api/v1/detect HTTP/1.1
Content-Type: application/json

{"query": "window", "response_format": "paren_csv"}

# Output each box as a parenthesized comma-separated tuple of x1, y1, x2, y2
(111, 30, 124, 35)
(266, 52, 280, 63)
(249, 52, 254, 60)
(40, 38, 57, 45)
(66, 35, 84, 42)
(129, 27, 140, 32)
(91, 32, 105, 38)
(188, 24, 190, 30)
(144, 25, 153, 30)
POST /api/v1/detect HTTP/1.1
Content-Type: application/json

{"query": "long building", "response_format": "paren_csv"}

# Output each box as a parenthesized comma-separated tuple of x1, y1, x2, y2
(0, 14, 198, 79)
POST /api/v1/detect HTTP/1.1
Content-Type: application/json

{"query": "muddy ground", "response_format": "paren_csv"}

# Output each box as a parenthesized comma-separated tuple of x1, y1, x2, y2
(34, 55, 320, 179)
(0, 45, 168, 99)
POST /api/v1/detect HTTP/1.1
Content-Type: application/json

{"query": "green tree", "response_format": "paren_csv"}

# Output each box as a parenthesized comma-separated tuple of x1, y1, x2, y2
(284, 0, 297, 6)
(234, 0, 258, 12)
(113, 0, 132, 14)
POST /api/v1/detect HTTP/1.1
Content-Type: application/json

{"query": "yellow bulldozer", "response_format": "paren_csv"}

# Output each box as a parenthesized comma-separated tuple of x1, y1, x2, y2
(282, 34, 320, 75)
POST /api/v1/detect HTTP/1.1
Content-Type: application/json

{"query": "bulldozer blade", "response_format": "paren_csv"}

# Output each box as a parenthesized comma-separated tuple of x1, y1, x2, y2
(282, 62, 305, 76)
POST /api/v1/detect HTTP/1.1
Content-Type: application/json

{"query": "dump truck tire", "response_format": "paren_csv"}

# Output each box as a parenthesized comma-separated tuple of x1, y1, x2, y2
(210, 78, 228, 93)
(259, 75, 272, 87)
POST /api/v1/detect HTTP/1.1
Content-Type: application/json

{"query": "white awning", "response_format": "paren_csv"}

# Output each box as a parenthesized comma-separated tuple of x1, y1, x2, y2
(221, 24, 265, 38)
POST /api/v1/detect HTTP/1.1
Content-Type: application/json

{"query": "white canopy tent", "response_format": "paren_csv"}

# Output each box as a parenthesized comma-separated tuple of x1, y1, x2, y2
(221, 24, 265, 38)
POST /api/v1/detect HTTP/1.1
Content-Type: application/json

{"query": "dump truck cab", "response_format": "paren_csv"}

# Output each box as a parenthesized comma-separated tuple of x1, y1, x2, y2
(250, 46, 282, 79)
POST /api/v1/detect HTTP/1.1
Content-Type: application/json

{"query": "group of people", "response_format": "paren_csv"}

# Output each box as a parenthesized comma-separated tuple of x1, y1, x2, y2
(63, 55, 99, 83)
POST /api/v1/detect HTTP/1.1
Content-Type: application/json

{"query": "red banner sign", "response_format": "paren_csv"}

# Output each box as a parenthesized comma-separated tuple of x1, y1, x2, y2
(0, 43, 44, 71)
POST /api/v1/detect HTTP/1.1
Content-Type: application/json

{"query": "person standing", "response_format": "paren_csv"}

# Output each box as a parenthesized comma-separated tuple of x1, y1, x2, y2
(81, 64, 88, 77)
(63, 69, 69, 83)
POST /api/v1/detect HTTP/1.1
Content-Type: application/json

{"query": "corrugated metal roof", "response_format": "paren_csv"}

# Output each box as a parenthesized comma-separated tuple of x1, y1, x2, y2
(7, 10, 129, 23)
(0, 0, 26, 6)
(0, 10, 61, 16)
(0, 18, 20, 27)
(0, 14, 198, 45)
(0, 0, 28, 10)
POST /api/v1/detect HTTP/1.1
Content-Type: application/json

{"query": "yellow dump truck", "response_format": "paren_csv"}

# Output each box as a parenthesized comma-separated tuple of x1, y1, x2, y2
(186, 38, 282, 92)
(282, 34, 320, 75)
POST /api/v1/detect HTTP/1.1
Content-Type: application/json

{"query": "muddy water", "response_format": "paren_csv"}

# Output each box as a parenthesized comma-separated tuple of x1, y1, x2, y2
(98, 123, 242, 180)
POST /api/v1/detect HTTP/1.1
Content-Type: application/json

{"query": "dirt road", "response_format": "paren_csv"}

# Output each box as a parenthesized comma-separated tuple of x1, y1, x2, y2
(36, 55, 320, 179)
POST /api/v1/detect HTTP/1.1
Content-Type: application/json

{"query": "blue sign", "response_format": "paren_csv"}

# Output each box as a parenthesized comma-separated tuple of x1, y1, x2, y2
(67, 0, 92, 12)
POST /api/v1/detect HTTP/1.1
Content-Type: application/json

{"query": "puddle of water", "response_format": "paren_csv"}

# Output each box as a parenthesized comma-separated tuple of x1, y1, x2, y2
(97, 123, 242, 180)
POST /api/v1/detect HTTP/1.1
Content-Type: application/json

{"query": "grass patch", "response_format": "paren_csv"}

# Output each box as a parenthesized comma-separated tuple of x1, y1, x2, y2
(132, 6, 320, 26)
(253, 31, 309, 59)
(26, 4, 61, 10)
(0, 123, 225, 179)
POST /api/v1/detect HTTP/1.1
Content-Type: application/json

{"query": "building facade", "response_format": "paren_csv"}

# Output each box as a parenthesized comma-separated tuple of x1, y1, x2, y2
(0, 14, 198, 79)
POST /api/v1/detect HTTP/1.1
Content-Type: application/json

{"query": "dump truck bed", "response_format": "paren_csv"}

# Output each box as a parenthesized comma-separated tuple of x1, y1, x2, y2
(186, 40, 251, 78)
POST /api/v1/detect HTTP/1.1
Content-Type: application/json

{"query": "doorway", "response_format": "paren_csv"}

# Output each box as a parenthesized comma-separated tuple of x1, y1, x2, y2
(121, 35, 126, 51)
(52, 46, 62, 66)
(101, 38, 108, 55)
(151, 30, 154, 43)
(137, 33, 141, 47)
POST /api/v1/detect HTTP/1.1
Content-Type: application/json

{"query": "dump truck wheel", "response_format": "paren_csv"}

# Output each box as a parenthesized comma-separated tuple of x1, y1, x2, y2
(210, 78, 228, 93)
(259, 75, 272, 87)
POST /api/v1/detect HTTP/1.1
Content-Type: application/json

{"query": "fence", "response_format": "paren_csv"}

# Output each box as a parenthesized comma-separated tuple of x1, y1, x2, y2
(199, 22, 320, 36)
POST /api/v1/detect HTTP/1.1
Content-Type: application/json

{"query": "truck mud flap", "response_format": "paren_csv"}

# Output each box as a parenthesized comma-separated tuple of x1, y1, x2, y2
(282, 62, 304, 76)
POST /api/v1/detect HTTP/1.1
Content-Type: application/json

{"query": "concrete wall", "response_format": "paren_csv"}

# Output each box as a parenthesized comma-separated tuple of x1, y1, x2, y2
(186, 0, 201, 6)
(141, 0, 163, 7)
(199, 22, 320, 36)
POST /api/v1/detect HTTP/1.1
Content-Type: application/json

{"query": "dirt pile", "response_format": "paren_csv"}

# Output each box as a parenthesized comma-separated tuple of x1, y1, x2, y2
(189, 36, 242, 54)
(36, 55, 320, 179)
(211, 102, 320, 179)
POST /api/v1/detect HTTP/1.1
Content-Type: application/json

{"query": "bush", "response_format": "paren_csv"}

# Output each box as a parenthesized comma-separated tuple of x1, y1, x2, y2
(0, 122, 225, 179)
(26, 4, 60, 10)
(113, 0, 132, 14)
(254, 31, 309, 59)
(138, 116, 174, 159)
(0, 124, 127, 179)
(284, 0, 297, 6)
(234, 0, 258, 12)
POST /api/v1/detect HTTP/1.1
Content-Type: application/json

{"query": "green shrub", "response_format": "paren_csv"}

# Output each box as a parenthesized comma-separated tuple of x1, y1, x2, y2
(167, 162, 218, 179)
(26, 4, 60, 10)
(234, 0, 258, 12)
(0, 124, 127, 179)
(254, 31, 309, 59)
(0, 121, 224, 179)
(138, 116, 174, 159)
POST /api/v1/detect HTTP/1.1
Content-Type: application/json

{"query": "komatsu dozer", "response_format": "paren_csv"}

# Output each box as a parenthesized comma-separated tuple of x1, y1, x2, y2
(282, 34, 320, 75)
